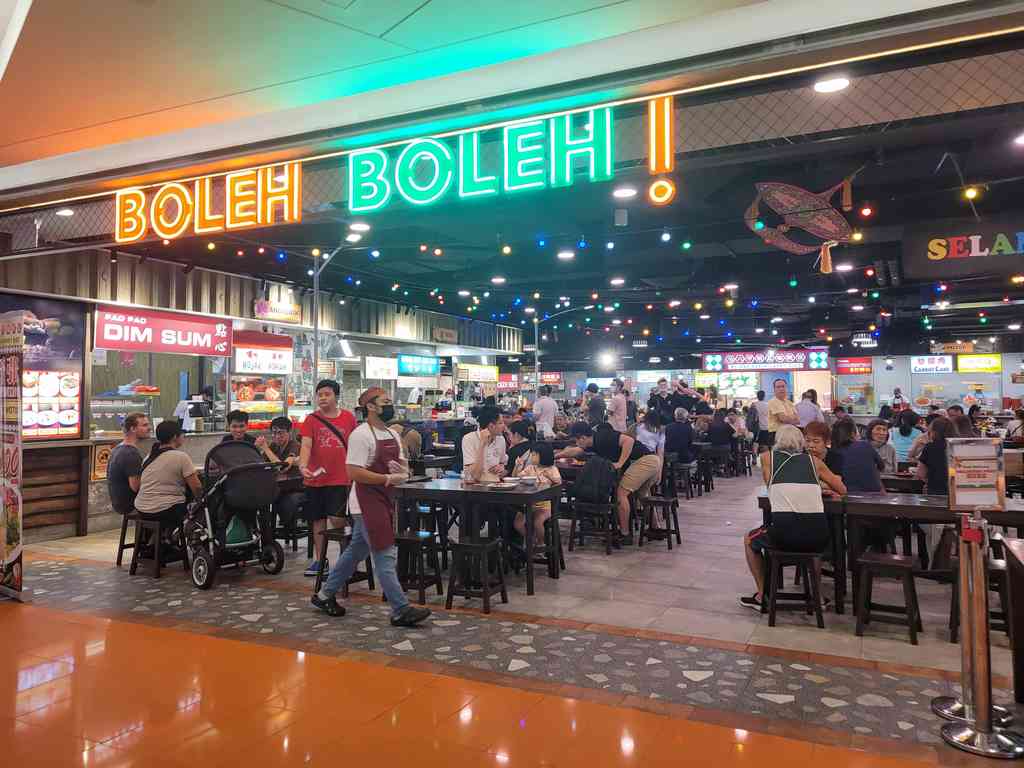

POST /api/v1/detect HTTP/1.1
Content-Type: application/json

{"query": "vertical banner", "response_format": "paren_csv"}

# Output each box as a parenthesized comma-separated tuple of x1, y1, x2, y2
(0, 311, 24, 600)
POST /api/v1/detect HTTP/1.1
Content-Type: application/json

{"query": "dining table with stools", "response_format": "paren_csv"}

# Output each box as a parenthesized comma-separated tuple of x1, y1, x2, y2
(393, 478, 563, 599)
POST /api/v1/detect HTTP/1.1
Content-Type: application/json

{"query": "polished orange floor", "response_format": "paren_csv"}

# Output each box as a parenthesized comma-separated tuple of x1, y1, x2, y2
(2, 603, 940, 767)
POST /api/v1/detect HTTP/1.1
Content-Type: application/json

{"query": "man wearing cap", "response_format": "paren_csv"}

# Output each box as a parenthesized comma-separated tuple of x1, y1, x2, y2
(312, 387, 431, 627)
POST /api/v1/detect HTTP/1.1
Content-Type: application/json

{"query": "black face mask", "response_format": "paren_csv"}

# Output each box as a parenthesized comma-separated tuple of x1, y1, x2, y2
(378, 404, 395, 422)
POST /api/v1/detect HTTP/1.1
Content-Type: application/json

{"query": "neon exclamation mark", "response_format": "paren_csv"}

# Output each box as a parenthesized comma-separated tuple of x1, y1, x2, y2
(647, 95, 676, 206)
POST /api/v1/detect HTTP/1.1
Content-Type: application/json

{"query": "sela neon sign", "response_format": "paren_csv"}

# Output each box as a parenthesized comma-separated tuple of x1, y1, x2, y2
(347, 108, 615, 213)
(114, 163, 302, 243)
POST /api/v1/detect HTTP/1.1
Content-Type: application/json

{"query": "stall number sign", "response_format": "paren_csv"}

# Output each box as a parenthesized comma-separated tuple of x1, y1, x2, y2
(396, 354, 439, 376)
(348, 108, 614, 213)
(234, 346, 293, 375)
(95, 305, 230, 356)
(365, 356, 398, 380)
(957, 354, 1002, 374)
(911, 355, 953, 374)
(115, 164, 302, 243)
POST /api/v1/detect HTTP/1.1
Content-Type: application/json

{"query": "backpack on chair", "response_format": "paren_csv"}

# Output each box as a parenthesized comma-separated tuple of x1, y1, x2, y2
(571, 456, 618, 503)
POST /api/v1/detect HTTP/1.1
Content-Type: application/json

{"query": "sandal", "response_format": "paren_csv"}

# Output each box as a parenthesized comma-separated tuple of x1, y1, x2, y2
(311, 594, 346, 617)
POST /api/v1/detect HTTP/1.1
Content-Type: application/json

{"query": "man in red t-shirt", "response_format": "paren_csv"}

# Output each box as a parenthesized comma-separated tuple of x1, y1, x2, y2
(299, 379, 356, 577)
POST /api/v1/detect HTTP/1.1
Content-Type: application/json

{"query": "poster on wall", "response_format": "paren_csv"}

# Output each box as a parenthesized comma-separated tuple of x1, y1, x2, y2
(0, 311, 24, 599)
(0, 296, 85, 442)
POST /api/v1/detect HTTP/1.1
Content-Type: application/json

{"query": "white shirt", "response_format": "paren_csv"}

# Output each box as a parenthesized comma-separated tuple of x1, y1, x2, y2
(607, 392, 627, 432)
(533, 396, 558, 437)
(462, 429, 507, 478)
(795, 399, 825, 427)
(753, 400, 770, 431)
(346, 423, 406, 517)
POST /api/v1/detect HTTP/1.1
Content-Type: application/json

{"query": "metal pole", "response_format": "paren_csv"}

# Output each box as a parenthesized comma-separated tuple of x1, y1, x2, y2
(933, 511, 1024, 758)
(312, 263, 320, 395)
(534, 319, 539, 391)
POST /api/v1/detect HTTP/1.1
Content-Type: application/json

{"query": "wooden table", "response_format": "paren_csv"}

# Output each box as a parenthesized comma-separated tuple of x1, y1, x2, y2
(1003, 539, 1024, 702)
(394, 478, 563, 595)
(410, 455, 455, 475)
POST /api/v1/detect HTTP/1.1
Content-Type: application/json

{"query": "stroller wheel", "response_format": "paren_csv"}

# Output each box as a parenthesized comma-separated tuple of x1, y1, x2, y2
(191, 547, 218, 590)
(261, 541, 285, 575)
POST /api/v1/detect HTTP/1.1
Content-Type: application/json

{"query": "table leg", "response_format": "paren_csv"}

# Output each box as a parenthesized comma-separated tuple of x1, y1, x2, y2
(832, 511, 847, 615)
(550, 495, 560, 580)
(848, 515, 864, 613)
(525, 503, 535, 596)
(1007, 555, 1024, 703)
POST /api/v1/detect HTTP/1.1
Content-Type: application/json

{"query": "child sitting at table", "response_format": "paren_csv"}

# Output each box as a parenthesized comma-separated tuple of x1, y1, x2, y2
(513, 443, 561, 546)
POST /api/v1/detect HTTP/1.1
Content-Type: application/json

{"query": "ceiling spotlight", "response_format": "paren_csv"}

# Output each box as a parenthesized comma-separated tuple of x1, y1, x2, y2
(306, 269, 314, 276)
(1015, 132, 1024, 146)
(533, 292, 541, 299)
(846, 288, 859, 294)
(814, 76, 850, 93)
(681, 240, 692, 250)
(349, 222, 370, 232)
(770, 316, 783, 323)
(501, 245, 512, 255)
(612, 319, 622, 325)
(755, 327, 764, 334)
(835, 263, 853, 272)
(236, 249, 244, 257)
(699, 314, 710, 320)
(433, 247, 443, 256)
(55, 208, 74, 217)
(207, 242, 216, 250)
(724, 299, 734, 308)
(162, 239, 170, 246)
(860, 206, 873, 217)
(339, 299, 346, 305)
(808, 296, 816, 303)
(311, 248, 321, 257)
(851, 231, 863, 242)
(668, 300, 681, 308)
(612, 186, 637, 199)
(610, 277, 625, 286)
(419, 244, 428, 252)
(370, 249, 380, 259)
(491, 276, 506, 284)
(391, 283, 400, 291)
(524, 307, 536, 314)
(852, 304, 864, 311)
(557, 250, 575, 261)
(276, 251, 287, 262)
(605, 241, 615, 250)
(1010, 324, 1021, 331)
(723, 283, 738, 290)
(693, 302, 703, 311)
(754, 219, 765, 231)
(458, 290, 471, 297)
(257, 247, 265, 254)
(964, 186, 979, 200)
(788, 277, 798, 287)
(660, 231, 671, 242)
(345, 233, 362, 243)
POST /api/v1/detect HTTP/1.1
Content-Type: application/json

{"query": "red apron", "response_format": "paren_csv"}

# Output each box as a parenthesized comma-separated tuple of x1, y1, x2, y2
(355, 429, 400, 551)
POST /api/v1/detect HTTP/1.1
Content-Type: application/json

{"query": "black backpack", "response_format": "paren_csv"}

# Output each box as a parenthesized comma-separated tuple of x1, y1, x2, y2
(571, 456, 618, 503)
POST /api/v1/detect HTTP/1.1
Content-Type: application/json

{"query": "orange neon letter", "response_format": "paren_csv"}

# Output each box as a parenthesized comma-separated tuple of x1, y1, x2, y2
(115, 189, 147, 243)
(259, 163, 302, 225)
(225, 170, 259, 229)
(150, 183, 194, 240)
(193, 176, 225, 234)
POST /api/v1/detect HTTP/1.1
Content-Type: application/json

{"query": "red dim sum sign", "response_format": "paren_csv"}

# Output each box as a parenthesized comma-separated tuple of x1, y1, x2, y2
(95, 306, 231, 356)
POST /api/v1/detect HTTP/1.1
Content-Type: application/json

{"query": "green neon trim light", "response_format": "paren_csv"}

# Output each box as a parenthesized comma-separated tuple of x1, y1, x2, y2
(457, 133, 498, 199)
(503, 121, 547, 193)
(348, 149, 392, 213)
(394, 139, 454, 206)
(549, 107, 614, 188)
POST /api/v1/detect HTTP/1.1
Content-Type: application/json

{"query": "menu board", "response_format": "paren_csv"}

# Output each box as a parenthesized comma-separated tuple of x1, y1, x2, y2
(947, 438, 1005, 510)
(0, 297, 85, 441)
(1, 311, 24, 598)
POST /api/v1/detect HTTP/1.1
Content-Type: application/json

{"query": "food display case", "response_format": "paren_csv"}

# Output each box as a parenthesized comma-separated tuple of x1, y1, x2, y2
(230, 330, 294, 429)
(89, 395, 155, 437)
(229, 376, 286, 429)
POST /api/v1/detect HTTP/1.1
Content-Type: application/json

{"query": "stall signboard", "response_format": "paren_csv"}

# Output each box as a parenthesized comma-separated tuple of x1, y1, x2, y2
(703, 349, 828, 372)
(903, 215, 1024, 279)
(636, 370, 671, 383)
(694, 371, 718, 388)
(0, 311, 23, 598)
(934, 341, 974, 354)
(947, 438, 1005, 510)
(254, 298, 302, 324)
(365, 356, 398, 380)
(347, 107, 615, 214)
(957, 353, 1001, 374)
(911, 355, 954, 374)
(539, 372, 563, 386)
(233, 331, 294, 375)
(457, 364, 498, 382)
(497, 373, 520, 391)
(96, 305, 231, 357)
(836, 357, 873, 375)
(397, 354, 440, 377)
(432, 327, 458, 344)
(114, 163, 302, 243)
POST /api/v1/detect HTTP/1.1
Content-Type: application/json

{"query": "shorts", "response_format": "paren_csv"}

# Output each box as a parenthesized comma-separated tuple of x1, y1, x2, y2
(757, 431, 773, 452)
(748, 512, 830, 554)
(303, 485, 348, 521)
(619, 454, 662, 495)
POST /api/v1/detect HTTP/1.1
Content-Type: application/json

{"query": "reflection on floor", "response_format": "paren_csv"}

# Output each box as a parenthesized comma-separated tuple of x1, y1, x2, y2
(1, 604, 955, 767)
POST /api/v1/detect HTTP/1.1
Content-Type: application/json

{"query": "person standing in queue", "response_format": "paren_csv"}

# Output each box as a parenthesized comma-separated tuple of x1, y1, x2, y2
(766, 378, 800, 450)
(298, 380, 356, 578)
(312, 387, 431, 627)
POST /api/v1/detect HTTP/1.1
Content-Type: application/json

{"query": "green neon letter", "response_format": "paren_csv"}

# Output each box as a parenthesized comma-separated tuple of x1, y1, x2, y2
(348, 149, 392, 213)
(458, 132, 498, 199)
(549, 107, 614, 188)
(394, 139, 454, 206)
(503, 120, 547, 193)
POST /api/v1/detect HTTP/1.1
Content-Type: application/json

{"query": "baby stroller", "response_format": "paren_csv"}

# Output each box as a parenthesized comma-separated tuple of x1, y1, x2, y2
(185, 440, 286, 589)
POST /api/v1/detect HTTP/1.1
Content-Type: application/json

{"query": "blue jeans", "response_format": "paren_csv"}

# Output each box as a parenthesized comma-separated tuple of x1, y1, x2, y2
(321, 517, 409, 618)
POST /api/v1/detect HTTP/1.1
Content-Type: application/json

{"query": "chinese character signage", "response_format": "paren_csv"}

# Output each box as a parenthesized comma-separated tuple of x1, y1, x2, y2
(539, 372, 563, 386)
(96, 305, 231, 356)
(957, 353, 1001, 374)
(910, 355, 953, 374)
(397, 354, 440, 377)
(703, 349, 828, 372)
(0, 311, 24, 599)
(233, 331, 294, 375)
(836, 357, 873, 375)
(497, 373, 520, 391)
(365, 356, 398, 380)
(457, 364, 499, 383)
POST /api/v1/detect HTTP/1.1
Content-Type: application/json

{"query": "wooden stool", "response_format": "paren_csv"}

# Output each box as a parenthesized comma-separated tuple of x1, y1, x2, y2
(543, 518, 566, 573)
(672, 461, 695, 500)
(395, 531, 444, 605)
(313, 528, 375, 596)
(116, 511, 139, 567)
(572, 500, 618, 555)
(949, 556, 1010, 643)
(762, 549, 825, 629)
(637, 495, 681, 550)
(128, 516, 187, 579)
(446, 538, 508, 614)
(855, 552, 922, 645)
